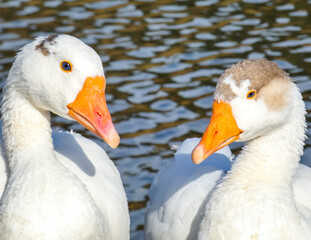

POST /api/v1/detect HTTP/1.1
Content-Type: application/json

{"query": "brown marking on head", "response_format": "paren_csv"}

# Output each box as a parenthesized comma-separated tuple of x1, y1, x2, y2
(35, 40, 50, 56)
(35, 34, 59, 56)
(215, 59, 292, 111)
(45, 34, 58, 44)
(215, 82, 237, 101)
(258, 76, 290, 111)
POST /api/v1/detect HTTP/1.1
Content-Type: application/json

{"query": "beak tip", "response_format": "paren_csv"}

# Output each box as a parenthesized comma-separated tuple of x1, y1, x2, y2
(105, 132, 120, 149)
(192, 143, 205, 165)
(110, 138, 120, 149)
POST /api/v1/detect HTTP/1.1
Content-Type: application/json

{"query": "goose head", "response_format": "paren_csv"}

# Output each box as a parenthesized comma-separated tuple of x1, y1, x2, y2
(6, 34, 119, 148)
(192, 59, 296, 164)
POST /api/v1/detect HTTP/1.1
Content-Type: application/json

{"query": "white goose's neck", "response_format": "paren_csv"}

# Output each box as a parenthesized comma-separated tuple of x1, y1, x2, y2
(1, 86, 53, 171)
(230, 85, 306, 189)
(0, 75, 105, 239)
(199, 85, 309, 240)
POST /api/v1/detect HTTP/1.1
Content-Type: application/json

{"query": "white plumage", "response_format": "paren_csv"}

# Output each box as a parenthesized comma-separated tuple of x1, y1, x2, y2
(145, 59, 311, 240)
(0, 35, 129, 239)
(145, 138, 232, 240)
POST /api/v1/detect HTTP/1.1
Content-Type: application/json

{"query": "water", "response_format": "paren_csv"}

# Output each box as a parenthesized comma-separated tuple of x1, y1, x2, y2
(1, 0, 311, 239)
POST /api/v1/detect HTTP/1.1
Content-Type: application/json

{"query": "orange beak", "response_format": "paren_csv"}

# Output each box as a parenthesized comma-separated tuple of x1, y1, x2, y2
(67, 76, 120, 149)
(192, 100, 243, 164)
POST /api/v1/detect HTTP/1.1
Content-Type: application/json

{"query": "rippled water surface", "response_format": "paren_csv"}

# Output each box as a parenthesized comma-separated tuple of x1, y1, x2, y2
(1, 0, 311, 239)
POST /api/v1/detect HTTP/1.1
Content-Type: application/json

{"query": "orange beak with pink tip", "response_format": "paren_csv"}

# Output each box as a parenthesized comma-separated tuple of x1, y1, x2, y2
(192, 100, 243, 164)
(67, 75, 120, 149)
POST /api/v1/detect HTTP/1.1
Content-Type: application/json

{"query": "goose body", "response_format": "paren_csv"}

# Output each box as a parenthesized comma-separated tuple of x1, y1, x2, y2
(145, 59, 311, 240)
(145, 138, 233, 240)
(0, 35, 129, 239)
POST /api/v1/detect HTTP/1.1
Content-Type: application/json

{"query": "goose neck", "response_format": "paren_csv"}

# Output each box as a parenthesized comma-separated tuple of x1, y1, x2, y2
(230, 87, 306, 187)
(1, 85, 53, 171)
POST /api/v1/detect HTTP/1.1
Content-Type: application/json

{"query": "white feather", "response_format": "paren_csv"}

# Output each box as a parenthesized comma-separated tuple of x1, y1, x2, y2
(145, 60, 311, 240)
(0, 35, 129, 240)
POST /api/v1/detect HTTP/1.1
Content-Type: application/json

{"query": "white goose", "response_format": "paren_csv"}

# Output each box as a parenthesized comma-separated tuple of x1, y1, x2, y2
(145, 59, 311, 240)
(0, 35, 129, 239)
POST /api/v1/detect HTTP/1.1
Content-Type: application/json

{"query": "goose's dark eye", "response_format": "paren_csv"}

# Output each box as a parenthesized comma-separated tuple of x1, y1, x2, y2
(60, 61, 72, 72)
(247, 90, 257, 99)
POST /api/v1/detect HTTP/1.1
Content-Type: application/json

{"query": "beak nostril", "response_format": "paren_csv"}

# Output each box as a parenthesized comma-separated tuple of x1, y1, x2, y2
(96, 111, 102, 120)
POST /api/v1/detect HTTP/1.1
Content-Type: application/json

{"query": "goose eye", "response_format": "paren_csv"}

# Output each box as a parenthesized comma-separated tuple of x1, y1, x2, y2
(60, 61, 72, 72)
(247, 90, 257, 99)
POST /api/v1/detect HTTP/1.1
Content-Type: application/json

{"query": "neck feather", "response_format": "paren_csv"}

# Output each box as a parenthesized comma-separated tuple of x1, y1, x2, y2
(229, 85, 306, 187)
(1, 84, 53, 171)
(197, 85, 309, 240)
(0, 76, 105, 239)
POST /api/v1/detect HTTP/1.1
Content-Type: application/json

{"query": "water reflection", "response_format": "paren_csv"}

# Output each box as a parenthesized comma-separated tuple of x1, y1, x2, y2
(1, 0, 311, 239)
